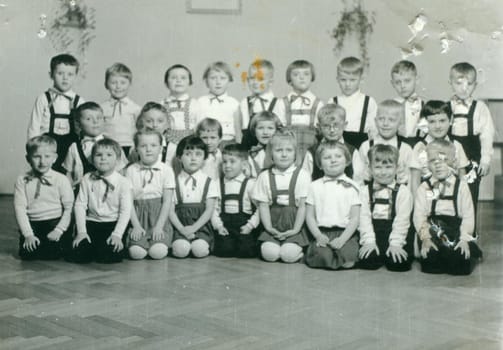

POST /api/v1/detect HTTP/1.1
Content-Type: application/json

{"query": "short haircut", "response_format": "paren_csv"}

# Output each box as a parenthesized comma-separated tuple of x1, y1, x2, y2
(315, 141, 351, 169)
(368, 144, 399, 166)
(286, 59, 315, 83)
(50, 53, 79, 74)
(26, 135, 57, 156)
(222, 143, 248, 160)
(337, 56, 364, 76)
(267, 129, 298, 161)
(176, 135, 208, 159)
(75, 101, 103, 120)
(133, 130, 163, 147)
(203, 61, 233, 82)
(426, 139, 456, 166)
(91, 138, 122, 159)
(378, 99, 404, 116)
(136, 102, 173, 131)
(317, 103, 346, 124)
(450, 62, 477, 80)
(196, 118, 223, 138)
(105, 62, 133, 88)
(249, 111, 282, 135)
(421, 100, 451, 119)
(250, 59, 274, 77)
(164, 64, 193, 86)
(390, 60, 417, 76)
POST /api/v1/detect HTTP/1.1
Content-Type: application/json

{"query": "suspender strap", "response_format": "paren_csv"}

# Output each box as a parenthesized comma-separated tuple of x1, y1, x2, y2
(452, 178, 460, 217)
(75, 140, 93, 171)
(288, 167, 301, 206)
(268, 97, 277, 112)
(219, 177, 225, 212)
(391, 184, 400, 218)
(73, 95, 80, 109)
(45, 91, 55, 116)
(283, 97, 292, 125)
(359, 95, 370, 133)
(369, 139, 374, 147)
(427, 179, 438, 215)
(467, 101, 477, 136)
(247, 96, 253, 119)
(428, 178, 460, 217)
(174, 176, 182, 204)
(368, 181, 399, 219)
(268, 169, 278, 205)
(161, 145, 168, 163)
(201, 178, 211, 204)
(238, 178, 249, 213)
(309, 98, 320, 127)
(333, 96, 338, 104)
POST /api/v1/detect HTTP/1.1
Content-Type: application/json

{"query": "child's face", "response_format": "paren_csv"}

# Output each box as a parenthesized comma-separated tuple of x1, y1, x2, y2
(376, 108, 401, 140)
(427, 113, 450, 139)
(136, 134, 161, 166)
(254, 120, 276, 145)
(167, 68, 191, 95)
(142, 110, 170, 134)
(199, 128, 221, 153)
(79, 109, 105, 137)
(222, 154, 246, 179)
(427, 149, 452, 180)
(370, 160, 397, 185)
(391, 71, 417, 99)
(247, 67, 273, 95)
(93, 146, 118, 175)
(26, 145, 57, 175)
(337, 71, 362, 96)
(180, 148, 205, 174)
(106, 74, 131, 100)
(319, 116, 346, 142)
(271, 140, 295, 170)
(449, 71, 477, 100)
(289, 67, 312, 93)
(320, 147, 347, 177)
(51, 63, 77, 93)
(206, 69, 230, 96)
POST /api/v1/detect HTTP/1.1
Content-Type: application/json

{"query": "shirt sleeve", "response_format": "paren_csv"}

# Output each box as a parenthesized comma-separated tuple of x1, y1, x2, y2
(163, 166, 176, 190)
(313, 100, 324, 127)
(27, 94, 47, 140)
(205, 179, 220, 199)
(354, 143, 369, 185)
(252, 171, 271, 204)
(409, 144, 423, 170)
(302, 152, 313, 177)
(56, 175, 75, 232)
(13, 176, 34, 237)
(413, 184, 430, 239)
(455, 142, 470, 169)
(273, 98, 287, 126)
(294, 169, 311, 201)
(245, 179, 260, 228)
(475, 101, 494, 165)
(389, 186, 413, 247)
(74, 178, 89, 234)
(365, 97, 378, 137)
(211, 198, 224, 230)
(62, 144, 76, 181)
(239, 99, 249, 130)
(457, 180, 475, 241)
(306, 182, 316, 206)
(358, 186, 376, 246)
(112, 178, 133, 238)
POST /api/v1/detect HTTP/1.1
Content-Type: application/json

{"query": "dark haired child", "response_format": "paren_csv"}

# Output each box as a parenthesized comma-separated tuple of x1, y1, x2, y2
(305, 142, 360, 270)
(358, 144, 413, 271)
(197, 61, 240, 146)
(161, 64, 199, 143)
(169, 135, 219, 258)
(330, 56, 377, 149)
(414, 139, 482, 275)
(196, 118, 223, 180)
(28, 53, 85, 171)
(212, 144, 259, 258)
(101, 62, 141, 157)
(14, 135, 74, 260)
(72, 139, 132, 263)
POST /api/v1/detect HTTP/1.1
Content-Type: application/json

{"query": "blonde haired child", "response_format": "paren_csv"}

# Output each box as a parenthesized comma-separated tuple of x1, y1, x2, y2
(169, 135, 219, 258)
(125, 130, 175, 260)
(196, 118, 223, 180)
(252, 129, 311, 263)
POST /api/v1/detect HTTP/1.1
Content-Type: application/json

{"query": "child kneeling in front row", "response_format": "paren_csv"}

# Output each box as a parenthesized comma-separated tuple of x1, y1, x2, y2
(71, 138, 132, 263)
(414, 139, 482, 275)
(125, 130, 175, 260)
(169, 135, 219, 258)
(14, 135, 74, 260)
(212, 144, 260, 258)
(252, 130, 311, 263)
(358, 144, 413, 272)
(305, 141, 360, 270)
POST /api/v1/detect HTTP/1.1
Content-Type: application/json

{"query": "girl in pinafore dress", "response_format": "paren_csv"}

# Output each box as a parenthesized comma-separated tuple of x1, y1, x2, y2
(125, 130, 175, 260)
(252, 129, 311, 263)
(169, 135, 219, 258)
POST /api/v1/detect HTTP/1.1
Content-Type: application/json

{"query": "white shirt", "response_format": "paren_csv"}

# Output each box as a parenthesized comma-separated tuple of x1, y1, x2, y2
(394, 94, 424, 137)
(331, 90, 377, 135)
(197, 93, 239, 140)
(161, 94, 199, 131)
(126, 160, 176, 200)
(277, 90, 323, 126)
(101, 96, 141, 146)
(239, 91, 281, 129)
(201, 149, 222, 180)
(174, 170, 219, 204)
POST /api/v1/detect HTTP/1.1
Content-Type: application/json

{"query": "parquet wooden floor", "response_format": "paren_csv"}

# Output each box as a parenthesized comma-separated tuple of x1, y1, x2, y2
(0, 195, 502, 349)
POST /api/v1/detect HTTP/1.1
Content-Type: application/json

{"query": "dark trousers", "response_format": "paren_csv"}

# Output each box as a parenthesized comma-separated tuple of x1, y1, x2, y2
(19, 218, 65, 260)
(420, 241, 481, 275)
(70, 221, 124, 263)
(213, 213, 258, 258)
(358, 220, 414, 272)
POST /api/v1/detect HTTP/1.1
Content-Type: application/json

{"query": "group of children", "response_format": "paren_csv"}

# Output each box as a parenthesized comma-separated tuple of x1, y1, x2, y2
(15, 53, 494, 276)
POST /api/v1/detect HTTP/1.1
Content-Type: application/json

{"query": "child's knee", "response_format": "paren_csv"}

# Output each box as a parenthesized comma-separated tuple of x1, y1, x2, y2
(191, 239, 210, 258)
(261, 242, 281, 262)
(148, 243, 168, 260)
(129, 245, 148, 260)
(279, 243, 303, 263)
(172, 239, 191, 258)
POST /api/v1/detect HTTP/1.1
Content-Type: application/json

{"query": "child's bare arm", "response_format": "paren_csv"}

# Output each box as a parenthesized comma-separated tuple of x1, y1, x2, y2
(152, 188, 174, 240)
(330, 204, 360, 249)
(187, 197, 217, 234)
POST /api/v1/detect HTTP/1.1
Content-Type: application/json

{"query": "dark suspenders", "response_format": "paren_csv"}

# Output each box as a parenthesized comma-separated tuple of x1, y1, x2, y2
(450, 101, 477, 136)
(427, 178, 460, 217)
(367, 181, 399, 219)
(269, 167, 301, 206)
(220, 177, 249, 213)
(175, 175, 211, 205)
(46, 91, 79, 134)
(284, 96, 320, 127)
(332, 95, 369, 133)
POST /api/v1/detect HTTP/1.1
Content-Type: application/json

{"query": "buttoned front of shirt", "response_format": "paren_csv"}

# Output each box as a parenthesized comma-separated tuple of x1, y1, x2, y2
(285, 90, 322, 126)
(333, 90, 376, 133)
(175, 170, 219, 204)
(126, 160, 175, 200)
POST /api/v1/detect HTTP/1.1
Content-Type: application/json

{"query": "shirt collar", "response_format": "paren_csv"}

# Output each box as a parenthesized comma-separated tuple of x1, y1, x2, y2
(224, 173, 245, 183)
(341, 89, 362, 101)
(451, 95, 474, 107)
(372, 180, 397, 190)
(256, 91, 274, 100)
(288, 90, 315, 100)
(272, 164, 297, 175)
(322, 173, 348, 183)
(375, 135, 398, 146)
(49, 88, 76, 100)
(140, 159, 163, 170)
(166, 93, 189, 102)
(180, 169, 202, 180)
(81, 134, 104, 142)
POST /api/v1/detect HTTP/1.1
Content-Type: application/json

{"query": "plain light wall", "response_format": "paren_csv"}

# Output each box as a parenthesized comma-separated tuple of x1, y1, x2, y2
(0, 0, 502, 193)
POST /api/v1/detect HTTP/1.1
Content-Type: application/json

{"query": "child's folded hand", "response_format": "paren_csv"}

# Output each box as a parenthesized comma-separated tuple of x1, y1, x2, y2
(218, 227, 229, 236)
(47, 229, 63, 242)
(420, 238, 438, 258)
(359, 243, 379, 259)
(73, 233, 91, 248)
(130, 226, 145, 241)
(152, 225, 165, 241)
(107, 235, 124, 253)
(315, 233, 330, 247)
(23, 235, 40, 252)
(386, 245, 408, 263)
(329, 236, 347, 250)
(240, 224, 252, 235)
(182, 225, 197, 240)
(478, 161, 490, 177)
(455, 240, 470, 259)
(268, 227, 282, 239)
